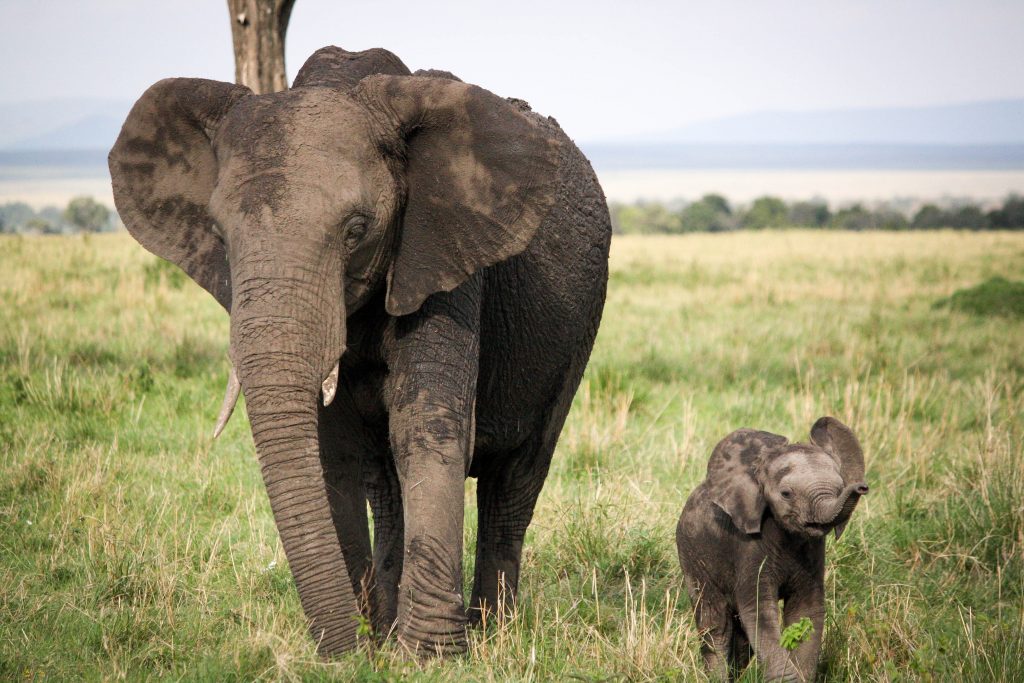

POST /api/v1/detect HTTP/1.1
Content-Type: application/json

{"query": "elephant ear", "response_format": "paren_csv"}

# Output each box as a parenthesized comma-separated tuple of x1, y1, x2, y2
(810, 417, 866, 539)
(809, 417, 865, 485)
(706, 429, 789, 535)
(355, 75, 564, 316)
(109, 78, 250, 310)
(293, 46, 411, 90)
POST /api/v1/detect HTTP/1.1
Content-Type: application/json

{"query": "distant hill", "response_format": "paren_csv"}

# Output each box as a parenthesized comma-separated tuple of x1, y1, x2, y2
(0, 98, 129, 150)
(3, 97, 1023, 152)
(628, 99, 1024, 145)
(3, 97, 1023, 175)
(9, 114, 123, 151)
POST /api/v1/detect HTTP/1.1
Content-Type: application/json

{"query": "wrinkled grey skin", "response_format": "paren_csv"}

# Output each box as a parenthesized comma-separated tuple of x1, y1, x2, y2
(109, 46, 610, 656)
(676, 417, 869, 682)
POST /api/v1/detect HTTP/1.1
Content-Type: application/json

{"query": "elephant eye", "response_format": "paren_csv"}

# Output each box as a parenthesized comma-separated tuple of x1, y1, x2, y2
(343, 215, 369, 250)
(780, 489, 793, 500)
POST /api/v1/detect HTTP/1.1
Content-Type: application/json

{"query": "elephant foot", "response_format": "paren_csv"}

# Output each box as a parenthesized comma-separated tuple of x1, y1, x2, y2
(395, 601, 469, 657)
(394, 584, 469, 655)
(393, 534, 469, 656)
(397, 631, 468, 658)
(762, 661, 802, 683)
(395, 570, 468, 654)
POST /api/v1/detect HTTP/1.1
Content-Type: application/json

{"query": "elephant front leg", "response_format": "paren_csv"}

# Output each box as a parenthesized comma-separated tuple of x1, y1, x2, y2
(389, 368, 476, 654)
(737, 582, 800, 682)
(781, 585, 825, 682)
(386, 283, 481, 655)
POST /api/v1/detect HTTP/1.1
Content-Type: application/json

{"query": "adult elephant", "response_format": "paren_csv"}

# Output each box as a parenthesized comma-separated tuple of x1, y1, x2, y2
(109, 46, 610, 656)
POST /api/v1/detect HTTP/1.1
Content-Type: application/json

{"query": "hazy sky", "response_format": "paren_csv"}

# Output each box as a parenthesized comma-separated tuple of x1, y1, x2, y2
(1, 0, 1022, 141)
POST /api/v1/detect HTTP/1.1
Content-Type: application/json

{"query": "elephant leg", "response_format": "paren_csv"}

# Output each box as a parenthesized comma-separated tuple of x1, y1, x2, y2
(317, 398, 373, 608)
(469, 370, 577, 624)
(468, 441, 548, 623)
(737, 583, 799, 682)
(362, 443, 404, 636)
(730, 613, 753, 677)
(781, 587, 825, 682)
(685, 585, 732, 680)
(696, 602, 737, 679)
(386, 279, 482, 655)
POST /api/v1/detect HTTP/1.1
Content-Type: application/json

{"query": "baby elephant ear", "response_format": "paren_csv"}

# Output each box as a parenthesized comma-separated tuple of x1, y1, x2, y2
(706, 429, 789, 535)
(355, 75, 564, 317)
(809, 417, 865, 485)
(811, 417, 867, 540)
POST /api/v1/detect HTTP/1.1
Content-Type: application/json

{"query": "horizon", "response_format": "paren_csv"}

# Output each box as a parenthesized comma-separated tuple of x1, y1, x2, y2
(3, 95, 1024, 147)
(3, 98, 1023, 151)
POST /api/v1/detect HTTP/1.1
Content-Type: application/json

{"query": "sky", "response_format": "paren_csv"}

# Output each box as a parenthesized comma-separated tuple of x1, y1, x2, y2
(1, 0, 1023, 141)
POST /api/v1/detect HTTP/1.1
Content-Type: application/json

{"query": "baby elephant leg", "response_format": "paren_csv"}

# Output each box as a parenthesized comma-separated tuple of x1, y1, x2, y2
(729, 614, 753, 676)
(690, 586, 734, 680)
(737, 587, 800, 682)
(782, 587, 826, 683)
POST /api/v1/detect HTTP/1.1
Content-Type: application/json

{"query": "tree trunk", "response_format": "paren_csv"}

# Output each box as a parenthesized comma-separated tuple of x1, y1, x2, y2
(226, 0, 296, 94)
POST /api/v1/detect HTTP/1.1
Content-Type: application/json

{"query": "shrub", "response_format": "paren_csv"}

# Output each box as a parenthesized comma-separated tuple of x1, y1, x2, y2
(679, 194, 735, 232)
(741, 196, 788, 229)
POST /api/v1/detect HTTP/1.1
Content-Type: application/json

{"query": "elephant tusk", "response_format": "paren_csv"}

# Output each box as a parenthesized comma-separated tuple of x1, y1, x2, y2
(212, 366, 241, 439)
(322, 362, 339, 407)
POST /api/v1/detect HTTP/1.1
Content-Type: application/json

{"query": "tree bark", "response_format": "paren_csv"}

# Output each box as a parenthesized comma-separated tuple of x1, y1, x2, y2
(226, 0, 296, 94)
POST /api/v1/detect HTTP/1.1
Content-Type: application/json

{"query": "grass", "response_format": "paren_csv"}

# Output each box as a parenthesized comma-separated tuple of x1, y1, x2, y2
(934, 276, 1024, 319)
(1, 229, 1022, 681)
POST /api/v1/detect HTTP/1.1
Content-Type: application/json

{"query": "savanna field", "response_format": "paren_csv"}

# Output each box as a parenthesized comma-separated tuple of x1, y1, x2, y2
(1, 230, 1022, 681)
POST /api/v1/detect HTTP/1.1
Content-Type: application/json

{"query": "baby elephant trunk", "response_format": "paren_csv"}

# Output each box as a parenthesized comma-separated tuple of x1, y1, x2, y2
(815, 482, 869, 529)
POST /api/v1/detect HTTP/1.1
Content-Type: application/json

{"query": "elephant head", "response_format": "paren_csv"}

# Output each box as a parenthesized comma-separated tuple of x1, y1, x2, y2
(109, 46, 563, 655)
(705, 417, 868, 539)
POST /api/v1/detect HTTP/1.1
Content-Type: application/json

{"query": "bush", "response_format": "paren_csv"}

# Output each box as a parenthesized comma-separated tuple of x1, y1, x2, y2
(0, 202, 35, 233)
(679, 194, 735, 232)
(947, 205, 990, 230)
(914, 204, 992, 230)
(788, 201, 831, 228)
(988, 195, 1024, 229)
(63, 196, 111, 233)
(832, 204, 875, 231)
(873, 209, 909, 230)
(609, 201, 683, 235)
(741, 196, 788, 229)
(0, 197, 120, 235)
(912, 204, 947, 229)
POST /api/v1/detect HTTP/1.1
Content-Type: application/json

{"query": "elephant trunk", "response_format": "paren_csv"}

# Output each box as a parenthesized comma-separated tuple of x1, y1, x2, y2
(229, 245, 355, 656)
(813, 481, 869, 538)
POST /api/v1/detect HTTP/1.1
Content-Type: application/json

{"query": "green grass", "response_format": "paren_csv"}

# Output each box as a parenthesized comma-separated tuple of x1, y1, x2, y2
(935, 276, 1024, 319)
(1, 230, 1022, 681)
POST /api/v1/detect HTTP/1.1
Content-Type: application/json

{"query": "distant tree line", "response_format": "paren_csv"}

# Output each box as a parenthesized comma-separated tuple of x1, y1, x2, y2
(0, 196, 119, 235)
(610, 194, 1024, 234)
(4, 193, 1024, 236)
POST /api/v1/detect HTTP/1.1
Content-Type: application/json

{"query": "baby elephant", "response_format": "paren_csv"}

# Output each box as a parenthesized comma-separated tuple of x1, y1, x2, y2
(676, 417, 868, 682)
